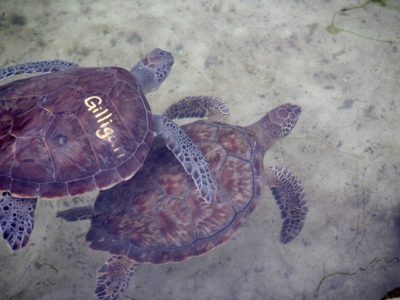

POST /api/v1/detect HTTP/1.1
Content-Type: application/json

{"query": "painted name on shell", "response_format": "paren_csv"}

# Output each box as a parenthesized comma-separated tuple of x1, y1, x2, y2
(84, 96, 126, 159)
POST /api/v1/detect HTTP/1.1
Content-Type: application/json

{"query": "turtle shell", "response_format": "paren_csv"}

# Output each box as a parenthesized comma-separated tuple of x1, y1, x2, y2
(0, 67, 155, 199)
(86, 119, 264, 264)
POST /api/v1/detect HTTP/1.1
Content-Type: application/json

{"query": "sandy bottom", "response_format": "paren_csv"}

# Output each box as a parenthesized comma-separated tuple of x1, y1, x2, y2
(0, 1, 399, 299)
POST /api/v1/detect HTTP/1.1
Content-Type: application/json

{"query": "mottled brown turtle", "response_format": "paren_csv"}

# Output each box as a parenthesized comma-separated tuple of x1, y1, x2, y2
(0, 49, 227, 251)
(58, 103, 308, 300)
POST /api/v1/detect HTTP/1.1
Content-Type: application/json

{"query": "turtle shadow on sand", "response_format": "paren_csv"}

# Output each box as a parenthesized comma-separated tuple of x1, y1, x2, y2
(58, 103, 308, 300)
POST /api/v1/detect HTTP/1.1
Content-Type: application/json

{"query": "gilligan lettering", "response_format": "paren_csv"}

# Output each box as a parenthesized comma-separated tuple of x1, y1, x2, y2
(83, 96, 126, 158)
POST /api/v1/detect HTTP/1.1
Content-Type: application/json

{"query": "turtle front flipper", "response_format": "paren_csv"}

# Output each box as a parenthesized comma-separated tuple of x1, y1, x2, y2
(154, 115, 217, 204)
(0, 193, 37, 251)
(56, 206, 94, 222)
(95, 255, 139, 300)
(163, 96, 229, 121)
(265, 166, 308, 243)
(0, 60, 78, 81)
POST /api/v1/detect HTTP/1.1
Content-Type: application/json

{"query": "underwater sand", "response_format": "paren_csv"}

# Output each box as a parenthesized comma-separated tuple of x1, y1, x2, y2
(0, 0, 399, 299)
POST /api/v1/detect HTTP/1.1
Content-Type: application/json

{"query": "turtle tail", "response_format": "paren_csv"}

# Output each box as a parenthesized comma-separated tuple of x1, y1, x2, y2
(56, 206, 94, 222)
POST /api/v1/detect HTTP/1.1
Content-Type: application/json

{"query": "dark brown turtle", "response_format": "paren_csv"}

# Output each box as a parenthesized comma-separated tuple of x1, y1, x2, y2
(58, 103, 308, 300)
(0, 49, 228, 251)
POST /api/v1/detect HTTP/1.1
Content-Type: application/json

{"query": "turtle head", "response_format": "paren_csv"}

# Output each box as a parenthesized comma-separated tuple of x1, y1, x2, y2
(131, 48, 174, 94)
(264, 103, 301, 140)
(248, 103, 301, 152)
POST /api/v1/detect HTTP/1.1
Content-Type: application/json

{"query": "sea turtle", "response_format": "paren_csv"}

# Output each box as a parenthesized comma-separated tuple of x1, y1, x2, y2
(58, 103, 308, 300)
(0, 48, 228, 251)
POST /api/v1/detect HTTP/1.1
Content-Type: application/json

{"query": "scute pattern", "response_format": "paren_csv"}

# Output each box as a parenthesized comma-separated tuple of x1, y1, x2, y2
(0, 96, 36, 120)
(13, 137, 53, 182)
(188, 190, 235, 239)
(47, 114, 98, 181)
(11, 106, 54, 137)
(87, 120, 259, 264)
(41, 87, 87, 115)
(158, 197, 194, 247)
(0, 67, 154, 198)
(0, 135, 15, 177)
(184, 122, 218, 143)
(220, 156, 254, 210)
(217, 127, 252, 160)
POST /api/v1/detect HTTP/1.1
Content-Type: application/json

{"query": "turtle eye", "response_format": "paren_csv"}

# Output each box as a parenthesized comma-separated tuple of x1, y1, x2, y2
(142, 58, 149, 66)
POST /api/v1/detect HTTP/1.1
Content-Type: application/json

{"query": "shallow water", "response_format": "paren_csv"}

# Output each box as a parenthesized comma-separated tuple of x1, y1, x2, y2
(0, 1, 399, 299)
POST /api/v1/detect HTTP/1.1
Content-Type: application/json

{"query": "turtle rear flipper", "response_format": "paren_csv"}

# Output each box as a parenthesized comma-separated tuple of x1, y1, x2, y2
(56, 206, 94, 222)
(266, 166, 308, 244)
(0, 60, 78, 81)
(0, 193, 36, 251)
(95, 255, 139, 300)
